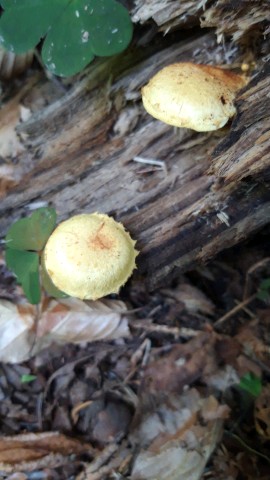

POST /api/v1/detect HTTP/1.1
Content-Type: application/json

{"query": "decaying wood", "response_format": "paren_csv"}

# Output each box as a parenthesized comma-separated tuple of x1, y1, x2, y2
(201, 0, 270, 43)
(210, 63, 270, 183)
(132, 0, 270, 44)
(0, 15, 269, 290)
(131, 0, 208, 31)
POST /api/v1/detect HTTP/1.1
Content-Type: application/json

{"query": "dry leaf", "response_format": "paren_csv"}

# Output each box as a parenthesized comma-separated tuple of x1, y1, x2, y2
(0, 431, 94, 473)
(255, 385, 270, 439)
(35, 297, 129, 347)
(0, 298, 130, 363)
(236, 319, 270, 360)
(141, 332, 218, 396)
(0, 300, 35, 363)
(131, 389, 229, 480)
(162, 283, 215, 316)
(206, 364, 240, 392)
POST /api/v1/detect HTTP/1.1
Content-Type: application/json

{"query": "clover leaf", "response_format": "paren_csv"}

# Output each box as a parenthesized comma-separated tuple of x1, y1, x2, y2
(257, 278, 270, 302)
(239, 372, 262, 398)
(0, 0, 64, 53)
(5, 249, 41, 304)
(21, 374, 37, 383)
(6, 207, 57, 251)
(0, 0, 133, 77)
(5, 207, 66, 304)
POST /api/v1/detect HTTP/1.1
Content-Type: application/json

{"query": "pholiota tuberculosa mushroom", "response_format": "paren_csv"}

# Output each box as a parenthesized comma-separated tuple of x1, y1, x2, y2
(141, 62, 247, 132)
(44, 213, 138, 300)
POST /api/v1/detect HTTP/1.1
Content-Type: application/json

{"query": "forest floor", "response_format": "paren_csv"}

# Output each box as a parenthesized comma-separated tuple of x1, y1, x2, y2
(0, 225, 270, 480)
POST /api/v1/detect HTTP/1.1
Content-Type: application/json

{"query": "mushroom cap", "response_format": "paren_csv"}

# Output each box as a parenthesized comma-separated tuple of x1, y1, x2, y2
(44, 213, 138, 300)
(142, 62, 247, 132)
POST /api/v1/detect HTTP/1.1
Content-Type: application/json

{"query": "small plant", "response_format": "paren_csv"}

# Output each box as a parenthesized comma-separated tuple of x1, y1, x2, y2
(257, 278, 270, 302)
(239, 372, 262, 398)
(5, 207, 67, 304)
(0, 0, 133, 77)
(21, 374, 37, 384)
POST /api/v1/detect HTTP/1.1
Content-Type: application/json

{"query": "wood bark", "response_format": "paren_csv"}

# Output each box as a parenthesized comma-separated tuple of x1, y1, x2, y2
(0, 2, 269, 290)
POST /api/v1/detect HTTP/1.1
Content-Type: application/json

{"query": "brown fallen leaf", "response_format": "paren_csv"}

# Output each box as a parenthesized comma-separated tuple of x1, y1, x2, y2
(131, 389, 229, 480)
(235, 319, 270, 360)
(140, 332, 218, 397)
(162, 283, 215, 316)
(129, 332, 230, 479)
(255, 385, 270, 439)
(0, 297, 130, 363)
(0, 300, 35, 363)
(35, 297, 129, 347)
(0, 431, 95, 473)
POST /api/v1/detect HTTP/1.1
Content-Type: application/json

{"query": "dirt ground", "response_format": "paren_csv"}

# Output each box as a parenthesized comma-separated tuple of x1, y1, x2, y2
(0, 224, 270, 480)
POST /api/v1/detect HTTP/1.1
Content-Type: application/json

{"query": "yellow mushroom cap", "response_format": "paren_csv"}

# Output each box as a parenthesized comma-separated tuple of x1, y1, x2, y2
(142, 62, 247, 132)
(44, 213, 138, 300)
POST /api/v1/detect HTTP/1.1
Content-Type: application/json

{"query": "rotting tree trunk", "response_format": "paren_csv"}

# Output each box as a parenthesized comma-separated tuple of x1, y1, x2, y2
(0, 1, 269, 290)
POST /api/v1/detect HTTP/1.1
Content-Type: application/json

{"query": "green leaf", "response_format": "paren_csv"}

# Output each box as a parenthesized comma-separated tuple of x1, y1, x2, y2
(84, 0, 133, 57)
(0, 1, 66, 54)
(5, 248, 41, 304)
(239, 372, 262, 398)
(21, 374, 37, 383)
(5, 207, 57, 251)
(42, 0, 132, 76)
(42, 0, 95, 77)
(40, 254, 68, 298)
(257, 278, 270, 301)
(0, 0, 132, 77)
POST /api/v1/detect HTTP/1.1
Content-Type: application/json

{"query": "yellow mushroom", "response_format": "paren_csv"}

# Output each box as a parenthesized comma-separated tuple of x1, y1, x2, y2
(43, 213, 138, 300)
(142, 62, 247, 132)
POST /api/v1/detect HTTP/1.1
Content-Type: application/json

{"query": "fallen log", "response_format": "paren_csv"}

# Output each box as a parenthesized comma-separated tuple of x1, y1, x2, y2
(0, 21, 269, 290)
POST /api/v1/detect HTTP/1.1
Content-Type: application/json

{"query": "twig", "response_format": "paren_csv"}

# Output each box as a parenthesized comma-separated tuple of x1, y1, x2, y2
(234, 299, 255, 319)
(225, 431, 270, 464)
(243, 257, 270, 300)
(214, 293, 257, 327)
(133, 156, 167, 175)
(131, 320, 199, 338)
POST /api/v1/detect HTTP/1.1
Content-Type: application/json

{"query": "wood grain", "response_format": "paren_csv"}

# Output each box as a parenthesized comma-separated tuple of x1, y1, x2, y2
(0, 27, 269, 289)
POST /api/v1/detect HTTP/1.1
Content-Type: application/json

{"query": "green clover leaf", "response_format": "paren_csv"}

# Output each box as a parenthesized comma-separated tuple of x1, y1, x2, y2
(239, 372, 262, 398)
(5, 207, 58, 304)
(257, 278, 270, 302)
(0, 0, 133, 76)
(0, 0, 65, 53)
(5, 248, 41, 304)
(5, 207, 57, 251)
(21, 374, 37, 383)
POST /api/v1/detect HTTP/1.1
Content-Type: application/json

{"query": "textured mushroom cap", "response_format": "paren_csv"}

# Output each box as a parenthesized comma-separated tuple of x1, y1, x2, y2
(142, 62, 247, 132)
(44, 213, 138, 300)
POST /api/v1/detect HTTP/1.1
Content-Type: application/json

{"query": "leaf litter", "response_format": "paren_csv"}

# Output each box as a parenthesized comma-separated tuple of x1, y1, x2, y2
(0, 240, 270, 478)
